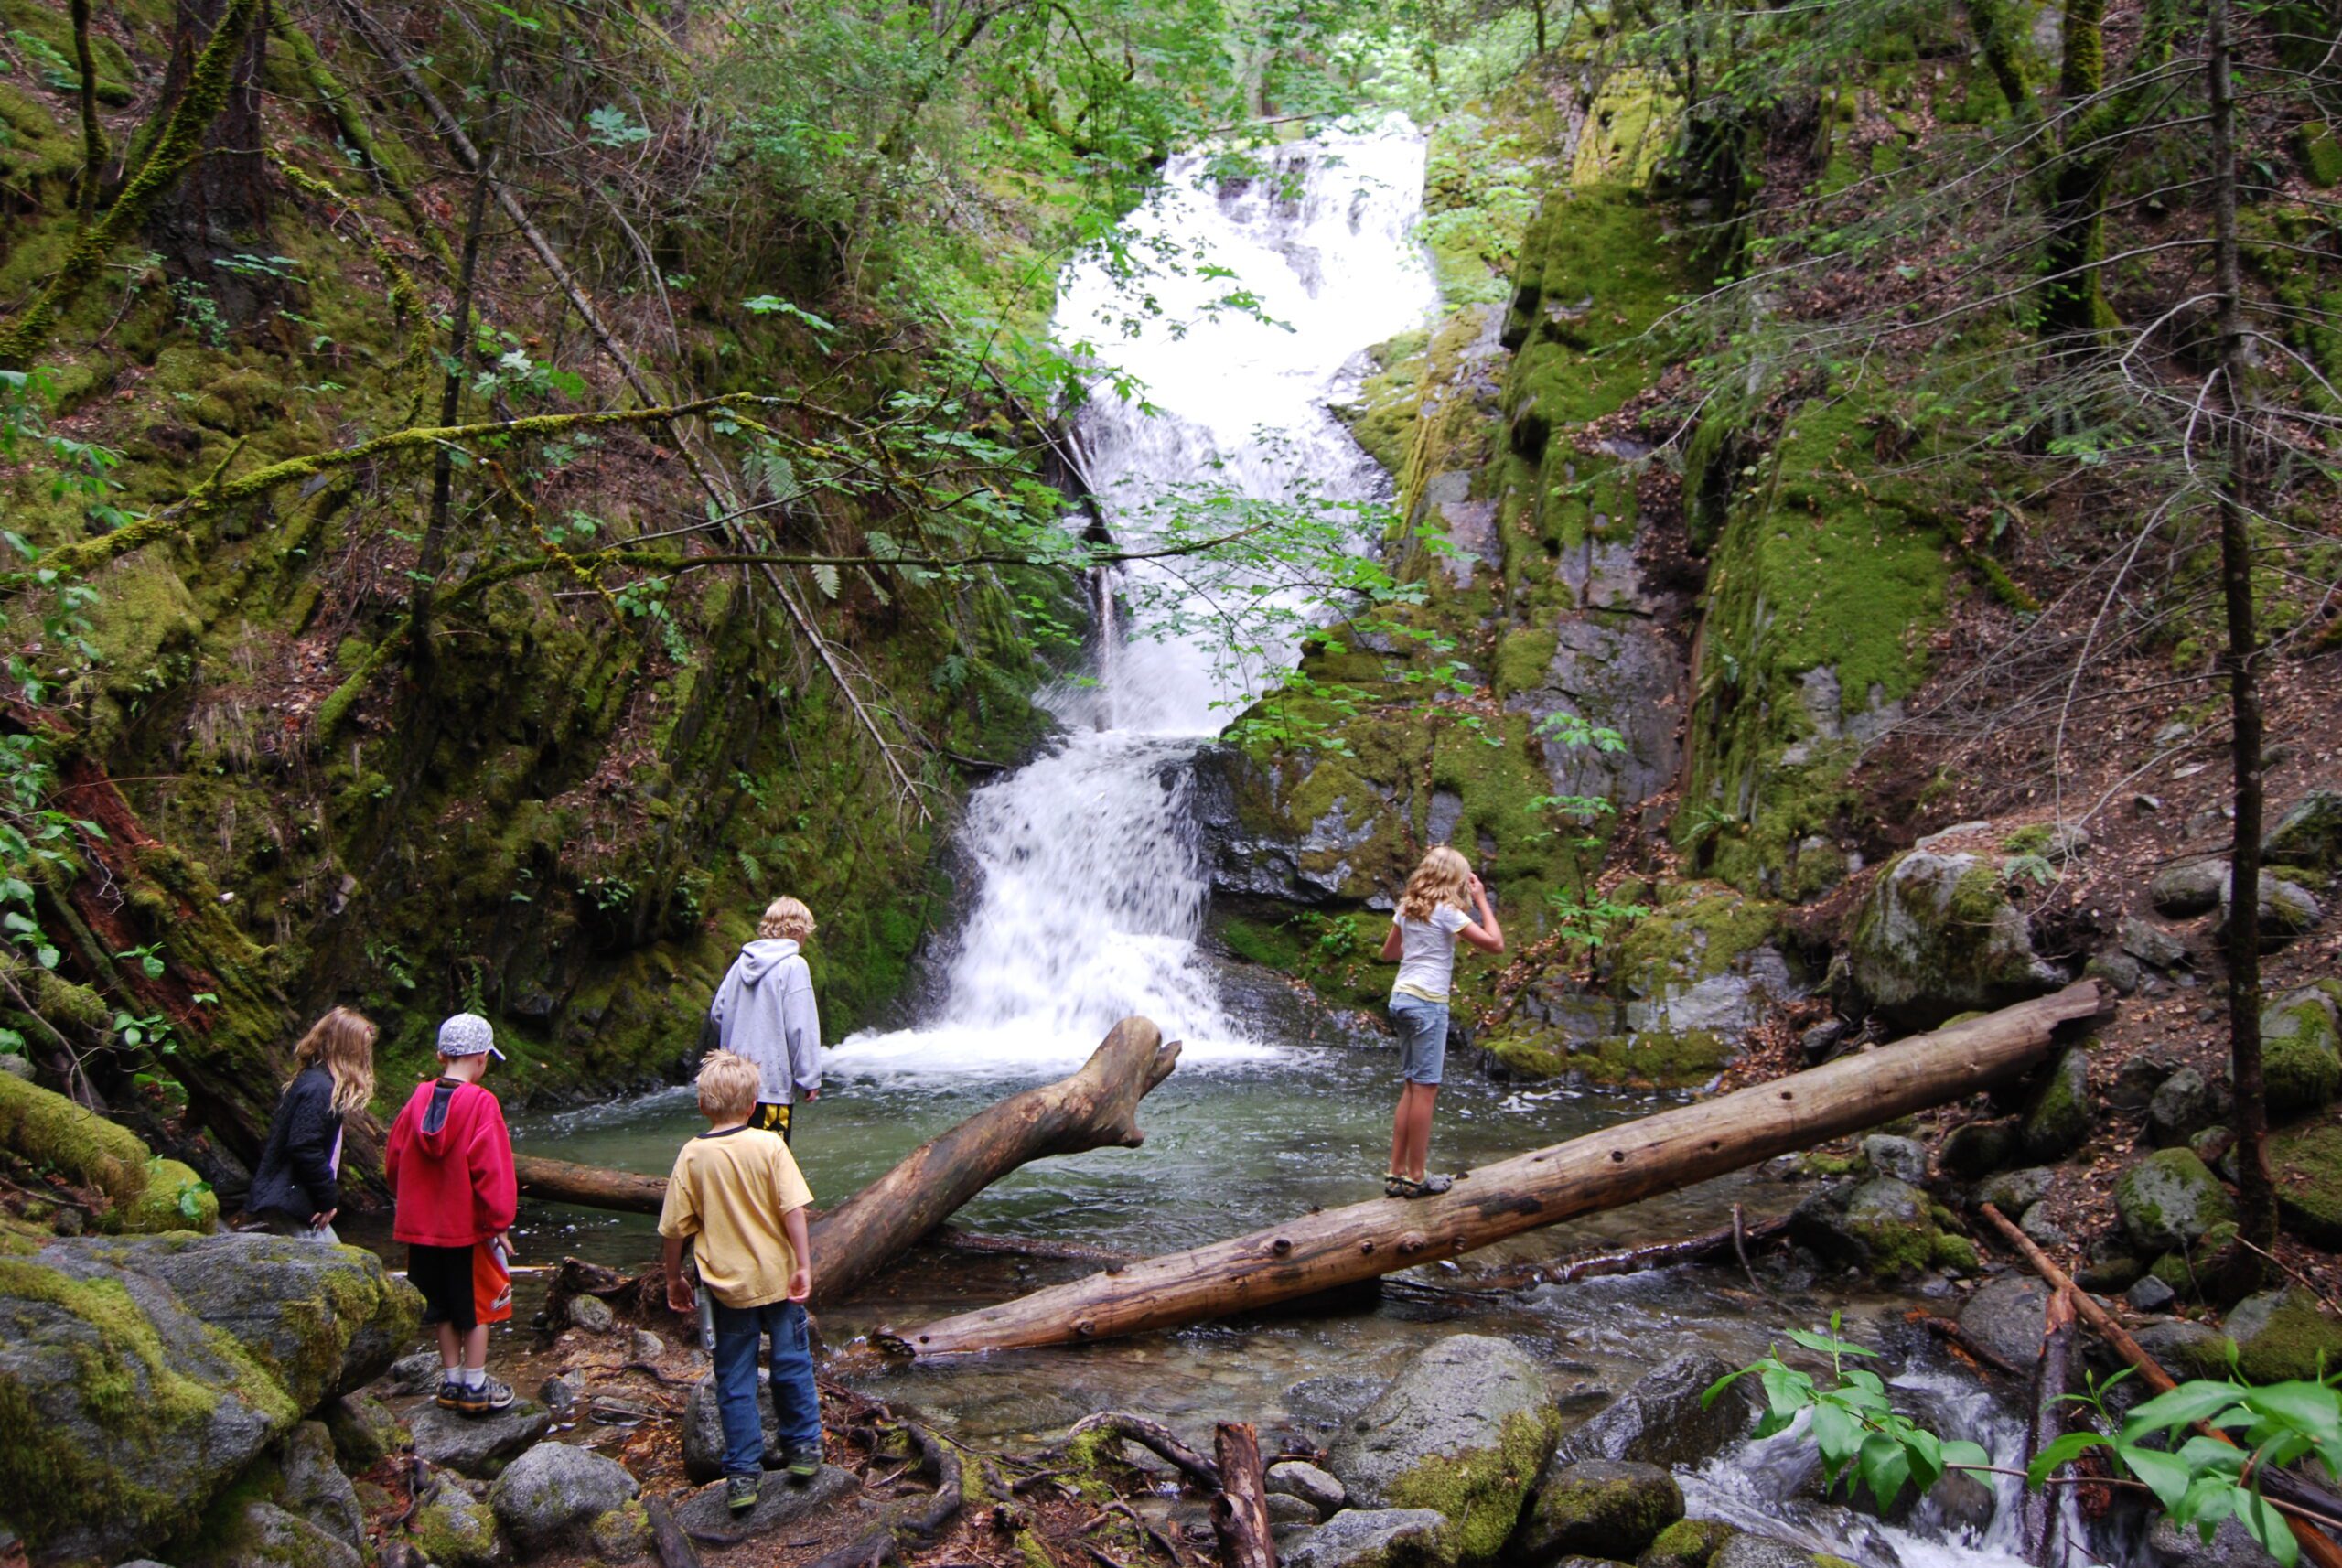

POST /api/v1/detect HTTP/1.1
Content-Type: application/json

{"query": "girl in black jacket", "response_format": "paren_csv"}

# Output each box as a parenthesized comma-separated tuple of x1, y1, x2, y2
(246, 1007, 377, 1242)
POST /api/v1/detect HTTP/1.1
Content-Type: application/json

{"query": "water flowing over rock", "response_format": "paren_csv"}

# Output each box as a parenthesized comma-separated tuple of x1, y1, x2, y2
(0, 1233, 418, 1565)
(1558, 1352, 1757, 1470)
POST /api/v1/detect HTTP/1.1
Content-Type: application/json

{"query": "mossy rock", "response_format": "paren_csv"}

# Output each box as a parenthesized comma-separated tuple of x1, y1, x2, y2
(0, 1072, 156, 1207)
(2273, 1121, 2342, 1248)
(1608, 883, 1780, 1000)
(409, 1480, 500, 1568)
(2263, 986, 2342, 1118)
(2021, 1046, 2094, 1162)
(2297, 124, 2342, 188)
(2225, 1287, 2342, 1384)
(1846, 852, 2065, 1029)
(1509, 1458, 1683, 1563)
(123, 1158, 220, 1235)
(1638, 1518, 1738, 1568)
(2115, 1148, 2238, 1255)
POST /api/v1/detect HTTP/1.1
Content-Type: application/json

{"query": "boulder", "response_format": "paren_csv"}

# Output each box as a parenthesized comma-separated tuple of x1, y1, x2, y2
(1268, 1460, 1348, 1518)
(2148, 1068, 2227, 1147)
(410, 1402, 553, 1479)
(590, 1501, 651, 1563)
(2274, 1121, 2342, 1247)
(187, 1501, 360, 1568)
(1560, 1352, 1758, 1470)
(1791, 1177, 1961, 1279)
(1958, 1274, 2053, 1371)
(1268, 1494, 1322, 1529)
(279, 1421, 364, 1552)
(2150, 858, 2228, 916)
(2221, 871, 2325, 946)
(1326, 1336, 1560, 1564)
(2262, 986, 2342, 1117)
(324, 1391, 406, 1470)
(387, 1350, 443, 1395)
(2111, 1053, 2178, 1111)
(2146, 1509, 2274, 1568)
(2115, 1149, 2238, 1255)
(1937, 1118, 2017, 1180)
(0, 1233, 419, 1565)
(1283, 1509, 1458, 1568)
(2225, 1287, 2342, 1384)
(488, 1441, 640, 1555)
(1859, 1135, 1926, 1185)
(410, 1477, 503, 1568)
(1977, 1167, 2054, 1213)
(2122, 1319, 2238, 1384)
(2021, 1046, 2091, 1161)
(2085, 948, 2143, 995)
(566, 1294, 616, 1334)
(1847, 852, 2067, 1028)
(2126, 1275, 2178, 1314)
(672, 1465, 860, 1541)
(1637, 1519, 1738, 1568)
(2018, 1202, 2067, 1248)
(2264, 789, 2342, 868)
(1712, 1537, 1856, 1568)
(682, 1376, 786, 1482)
(1284, 1377, 1390, 1440)
(2119, 918, 2192, 971)
(1507, 1460, 1682, 1564)
(538, 1371, 582, 1424)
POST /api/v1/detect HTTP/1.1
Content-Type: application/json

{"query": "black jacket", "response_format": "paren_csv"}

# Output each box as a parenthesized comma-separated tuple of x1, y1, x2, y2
(246, 1065, 342, 1219)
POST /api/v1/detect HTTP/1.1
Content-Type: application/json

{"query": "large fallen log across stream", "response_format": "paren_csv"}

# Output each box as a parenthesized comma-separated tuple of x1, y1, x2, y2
(878, 980, 2112, 1358)
(519, 1016, 1181, 1308)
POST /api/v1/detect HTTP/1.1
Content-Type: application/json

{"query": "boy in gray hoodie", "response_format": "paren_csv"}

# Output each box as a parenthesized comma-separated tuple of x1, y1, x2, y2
(707, 897, 822, 1142)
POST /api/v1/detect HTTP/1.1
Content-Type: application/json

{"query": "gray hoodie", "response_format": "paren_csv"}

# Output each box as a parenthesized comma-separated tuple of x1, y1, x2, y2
(709, 938, 822, 1104)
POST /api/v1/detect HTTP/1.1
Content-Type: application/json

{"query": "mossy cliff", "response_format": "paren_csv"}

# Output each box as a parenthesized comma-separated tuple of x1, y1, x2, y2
(0, 0, 1087, 1181)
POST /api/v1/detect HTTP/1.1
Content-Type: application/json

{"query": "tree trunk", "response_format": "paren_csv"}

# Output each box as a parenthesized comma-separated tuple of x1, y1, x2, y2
(1211, 1423, 1275, 1568)
(881, 983, 2110, 1358)
(148, 0, 274, 311)
(521, 1018, 1181, 1304)
(2208, 0, 2277, 1292)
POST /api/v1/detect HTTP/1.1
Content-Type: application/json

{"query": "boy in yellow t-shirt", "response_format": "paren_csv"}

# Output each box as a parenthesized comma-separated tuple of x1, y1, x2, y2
(661, 1051, 820, 1516)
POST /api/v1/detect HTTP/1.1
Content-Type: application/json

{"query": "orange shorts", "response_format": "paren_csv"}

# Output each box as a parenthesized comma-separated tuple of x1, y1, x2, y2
(412, 1238, 512, 1329)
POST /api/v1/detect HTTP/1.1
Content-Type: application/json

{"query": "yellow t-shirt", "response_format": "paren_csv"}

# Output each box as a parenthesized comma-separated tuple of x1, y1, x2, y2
(657, 1125, 815, 1309)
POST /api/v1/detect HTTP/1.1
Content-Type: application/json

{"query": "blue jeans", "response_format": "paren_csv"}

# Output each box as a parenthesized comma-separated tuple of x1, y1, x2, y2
(710, 1297, 821, 1476)
(1390, 993, 1449, 1085)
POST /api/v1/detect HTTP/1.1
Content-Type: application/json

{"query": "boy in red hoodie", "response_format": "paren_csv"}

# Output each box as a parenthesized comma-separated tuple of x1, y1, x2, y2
(385, 1013, 519, 1416)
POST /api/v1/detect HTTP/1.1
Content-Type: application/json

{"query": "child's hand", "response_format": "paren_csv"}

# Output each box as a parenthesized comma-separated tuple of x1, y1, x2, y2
(495, 1230, 518, 1262)
(310, 1208, 338, 1230)
(788, 1266, 811, 1303)
(667, 1274, 696, 1314)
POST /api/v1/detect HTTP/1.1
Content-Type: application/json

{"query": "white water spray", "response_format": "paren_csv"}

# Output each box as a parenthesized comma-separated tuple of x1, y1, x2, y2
(832, 125, 1434, 1079)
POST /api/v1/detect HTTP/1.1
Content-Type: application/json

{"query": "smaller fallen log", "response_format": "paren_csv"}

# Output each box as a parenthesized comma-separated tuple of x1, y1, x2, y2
(517, 1155, 664, 1214)
(1210, 1424, 1274, 1568)
(644, 1498, 702, 1568)
(887, 983, 2111, 1357)
(2018, 1286, 2076, 1566)
(1068, 1412, 1221, 1489)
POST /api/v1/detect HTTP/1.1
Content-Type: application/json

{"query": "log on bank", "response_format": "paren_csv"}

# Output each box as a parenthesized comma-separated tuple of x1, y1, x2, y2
(879, 981, 2112, 1358)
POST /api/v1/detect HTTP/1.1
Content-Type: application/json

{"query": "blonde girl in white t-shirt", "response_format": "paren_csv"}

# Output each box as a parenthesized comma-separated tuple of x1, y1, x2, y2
(1377, 845, 1504, 1198)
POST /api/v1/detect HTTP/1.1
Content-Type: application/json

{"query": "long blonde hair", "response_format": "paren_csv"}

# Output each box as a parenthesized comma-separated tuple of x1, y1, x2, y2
(1397, 846, 1472, 923)
(291, 1007, 378, 1118)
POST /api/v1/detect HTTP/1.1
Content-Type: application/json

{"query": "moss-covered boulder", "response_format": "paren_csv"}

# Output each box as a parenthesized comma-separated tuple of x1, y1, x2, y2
(0, 1076, 220, 1236)
(488, 1440, 640, 1555)
(2274, 1120, 2342, 1247)
(0, 1233, 420, 1564)
(2264, 789, 2342, 868)
(1507, 1459, 1683, 1564)
(2224, 1287, 2342, 1384)
(181, 1499, 360, 1568)
(1638, 1519, 1738, 1568)
(1846, 852, 2065, 1029)
(2264, 986, 2342, 1118)
(1326, 1336, 1560, 1564)
(1285, 1509, 1458, 1568)
(2115, 1149, 2238, 1256)
(2021, 1046, 2093, 1161)
(409, 1477, 502, 1568)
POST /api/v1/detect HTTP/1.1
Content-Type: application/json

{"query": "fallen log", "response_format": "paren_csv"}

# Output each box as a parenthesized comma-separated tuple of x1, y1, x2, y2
(881, 982, 2111, 1358)
(1210, 1424, 1274, 1568)
(1068, 1412, 1222, 1489)
(2018, 1285, 2076, 1565)
(526, 1018, 1180, 1308)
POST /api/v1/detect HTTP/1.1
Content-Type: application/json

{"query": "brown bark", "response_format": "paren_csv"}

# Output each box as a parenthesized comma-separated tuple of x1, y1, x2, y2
(644, 1498, 702, 1568)
(148, 0, 274, 302)
(2019, 1287, 2075, 1566)
(1211, 1424, 1274, 1568)
(1068, 1412, 1222, 1489)
(883, 983, 2111, 1358)
(521, 1019, 1179, 1305)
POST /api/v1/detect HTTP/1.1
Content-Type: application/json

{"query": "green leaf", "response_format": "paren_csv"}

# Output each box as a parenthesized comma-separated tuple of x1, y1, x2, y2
(1857, 1431, 1911, 1511)
(2230, 1487, 2299, 1566)
(2126, 1381, 2251, 1439)
(2122, 1444, 2196, 1512)
(2023, 1431, 2104, 1487)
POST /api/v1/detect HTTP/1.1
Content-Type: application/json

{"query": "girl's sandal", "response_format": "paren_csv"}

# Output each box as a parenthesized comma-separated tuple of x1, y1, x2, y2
(1404, 1174, 1454, 1198)
(1384, 1175, 1421, 1199)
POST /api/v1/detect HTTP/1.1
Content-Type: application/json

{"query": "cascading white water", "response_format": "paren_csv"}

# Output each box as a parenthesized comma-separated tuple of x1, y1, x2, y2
(832, 125, 1435, 1077)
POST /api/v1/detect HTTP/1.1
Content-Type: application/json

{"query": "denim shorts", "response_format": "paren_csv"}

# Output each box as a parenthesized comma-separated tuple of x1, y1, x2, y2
(1389, 993, 1449, 1086)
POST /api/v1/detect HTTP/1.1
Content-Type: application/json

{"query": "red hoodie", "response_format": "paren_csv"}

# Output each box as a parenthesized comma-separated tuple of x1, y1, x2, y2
(385, 1076, 517, 1247)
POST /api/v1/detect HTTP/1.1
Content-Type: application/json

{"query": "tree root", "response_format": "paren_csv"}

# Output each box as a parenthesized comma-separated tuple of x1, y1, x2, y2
(1067, 1413, 1222, 1490)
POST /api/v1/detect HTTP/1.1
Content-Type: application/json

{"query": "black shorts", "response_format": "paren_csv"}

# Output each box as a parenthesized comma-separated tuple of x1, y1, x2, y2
(750, 1102, 793, 1144)
(409, 1241, 510, 1330)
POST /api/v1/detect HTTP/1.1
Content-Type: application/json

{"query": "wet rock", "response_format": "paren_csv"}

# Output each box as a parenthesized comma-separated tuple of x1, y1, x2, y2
(1188, 746, 1398, 905)
(0, 1232, 419, 1566)
(1847, 851, 2067, 1029)
(672, 1464, 859, 1541)
(410, 1477, 504, 1568)
(2116, 1149, 2238, 1255)
(1507, 1459, 1682, 1564)
(1326, 1336, 1559, 1564)
(1959, 1274, 2054, 1371)
(1937, 1118, 2017, 1180)
(1860, 1135, 1927, 1185)
(1283, 1509, 1457, 1568)
(489, 1441, 640, 1555)
(682, 1375, 786, 1482)
(1267, 1460, 1348, 1518)
(2150, 858, 2228, 915)
(280, 1421, 364, 1552)
(2021, 1046, 2091, 1161)
(1912, 1469, 1995, 1535)
(2146, 1509, 2271, 1568)
(1978, 1166, 2054, 1214)
(1791, 1176, 1951, 1279)
(2126, 1275, 2178, 1313)
(1636, 1518, 1738, 1568)
(325, 1391, 406, 1470)
(2262, 984, 2342, 1116)
(2147, 1068, 2227, 1148)
(538, 1371, 583, 1423)
(2273, 1121, 2342, 1246)
(2264, 789, 2342, 868)
(1559, 1351, 1757, 1470)
(187, 1501, 360, 1568)
(410, 1402, 553, 1478)
(2226, 1287, 2342, 1384)
(1711, 1537, 1849, 1568)
(566, 1294, 616, 1333)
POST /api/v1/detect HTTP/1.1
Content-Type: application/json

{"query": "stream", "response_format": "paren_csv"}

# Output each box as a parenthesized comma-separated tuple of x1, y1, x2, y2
(504, 124, 2097, 1568)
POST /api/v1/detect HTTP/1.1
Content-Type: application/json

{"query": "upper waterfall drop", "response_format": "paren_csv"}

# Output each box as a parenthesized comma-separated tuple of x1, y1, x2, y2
(830, 124, 1434, 1079)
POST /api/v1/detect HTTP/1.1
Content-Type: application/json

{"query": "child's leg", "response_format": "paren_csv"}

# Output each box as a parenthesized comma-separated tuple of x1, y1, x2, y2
(709, 1305, 768, 1477)
(764, 1302, 822, 1448)
(1401, 1082, 1441, 1180)
(435, 1322, 463, 1371)
(461, 1323, 490, 1373)
(1386, 1093, 1409, 1177)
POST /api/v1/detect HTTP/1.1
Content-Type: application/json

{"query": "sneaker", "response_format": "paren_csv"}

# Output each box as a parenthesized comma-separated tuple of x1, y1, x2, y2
(1410, 1173, 1455, 1197)
(782, 1441, 822, 1481)
(725, 1473, 760, 1514)
(434, 1377, 464, 1411)
(454, 1375, 514, 1416)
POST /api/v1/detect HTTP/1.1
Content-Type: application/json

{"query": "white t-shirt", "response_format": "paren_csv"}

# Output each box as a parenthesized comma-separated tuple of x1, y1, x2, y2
(1391, 904, 1473, 1004)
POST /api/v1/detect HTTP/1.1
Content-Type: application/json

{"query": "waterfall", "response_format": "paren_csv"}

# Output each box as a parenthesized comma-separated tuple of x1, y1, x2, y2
(832, 124, 1435, 1078)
